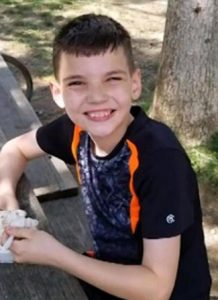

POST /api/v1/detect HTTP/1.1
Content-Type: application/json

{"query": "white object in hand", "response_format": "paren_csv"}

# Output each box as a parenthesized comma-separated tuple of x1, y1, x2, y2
(0, 209, 39, 263)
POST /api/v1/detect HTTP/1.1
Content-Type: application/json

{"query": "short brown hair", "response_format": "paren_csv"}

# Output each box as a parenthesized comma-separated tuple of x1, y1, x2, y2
(52, 13, 135, 79)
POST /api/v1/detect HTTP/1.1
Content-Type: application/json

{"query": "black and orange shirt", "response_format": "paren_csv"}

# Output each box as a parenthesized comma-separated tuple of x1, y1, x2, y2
(36, 106, 211, 296)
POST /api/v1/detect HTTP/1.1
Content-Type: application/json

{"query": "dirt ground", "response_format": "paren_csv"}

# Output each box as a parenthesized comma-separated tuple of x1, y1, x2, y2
(0, 0, 217, 297)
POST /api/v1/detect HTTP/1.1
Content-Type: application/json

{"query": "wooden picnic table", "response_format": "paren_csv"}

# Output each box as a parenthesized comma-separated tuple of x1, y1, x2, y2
(0, 190, 90, 300)
(0, 54, 91, 299)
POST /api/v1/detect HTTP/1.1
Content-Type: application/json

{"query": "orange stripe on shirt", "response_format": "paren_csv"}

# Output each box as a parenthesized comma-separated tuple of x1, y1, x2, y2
(126, 139, 140, 234)
(71, 125, 82, 183)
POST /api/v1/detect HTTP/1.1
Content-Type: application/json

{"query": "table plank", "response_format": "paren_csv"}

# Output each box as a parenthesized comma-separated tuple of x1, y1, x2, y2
(0, 264, 87, 300)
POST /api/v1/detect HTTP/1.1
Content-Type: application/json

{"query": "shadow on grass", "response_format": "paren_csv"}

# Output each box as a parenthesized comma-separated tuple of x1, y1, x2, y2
(0, 0, 83, 77)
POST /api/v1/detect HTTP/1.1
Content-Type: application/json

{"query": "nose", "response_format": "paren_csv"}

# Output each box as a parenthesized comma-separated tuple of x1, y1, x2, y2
(87, 83, 107, 104)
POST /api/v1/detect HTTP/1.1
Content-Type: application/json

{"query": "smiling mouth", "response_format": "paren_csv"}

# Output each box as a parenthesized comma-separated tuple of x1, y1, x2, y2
(85, 109, 115, 121)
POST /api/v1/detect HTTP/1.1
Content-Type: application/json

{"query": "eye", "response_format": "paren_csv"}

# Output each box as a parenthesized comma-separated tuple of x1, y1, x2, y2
(107, 76, 122, 82)
(68, 81, 85, 86)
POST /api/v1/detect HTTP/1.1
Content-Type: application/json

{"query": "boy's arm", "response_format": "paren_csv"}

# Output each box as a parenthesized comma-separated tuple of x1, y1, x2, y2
(55, 236, 180, 300)
(8, 228, 180, 300)
(0, 129, 45, 209)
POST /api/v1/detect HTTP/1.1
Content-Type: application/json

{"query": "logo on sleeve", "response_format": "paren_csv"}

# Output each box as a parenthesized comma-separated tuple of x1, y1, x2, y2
(166, 214, 175, 224)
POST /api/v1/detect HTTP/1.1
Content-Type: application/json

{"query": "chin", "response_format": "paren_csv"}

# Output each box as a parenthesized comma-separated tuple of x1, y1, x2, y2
(88, 127, 115, 139)
(90, 131, 112, 138)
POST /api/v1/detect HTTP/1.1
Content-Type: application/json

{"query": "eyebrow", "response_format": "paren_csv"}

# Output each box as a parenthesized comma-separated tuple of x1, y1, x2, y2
(63, 70, 128, 83)
(105, 70, 127, 76)
(63, 75, 84, 83)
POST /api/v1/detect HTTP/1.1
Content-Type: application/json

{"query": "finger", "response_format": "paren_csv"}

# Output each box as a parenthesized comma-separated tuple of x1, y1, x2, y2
(2, 235, 14, 250)
(0, 231, 9, 245)
(5, 227, 35, 239)
(9, 240, 24, 262)
(10, 239, 23, 252)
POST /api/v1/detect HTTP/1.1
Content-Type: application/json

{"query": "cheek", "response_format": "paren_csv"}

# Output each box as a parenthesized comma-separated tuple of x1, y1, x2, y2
(117, 89, 132, 106)
(108, 85, 132, 101)
(63, 91, 84, 110)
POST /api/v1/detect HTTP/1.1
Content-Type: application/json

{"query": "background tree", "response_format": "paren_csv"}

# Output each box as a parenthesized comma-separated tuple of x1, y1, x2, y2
(149, 0, 218, 146)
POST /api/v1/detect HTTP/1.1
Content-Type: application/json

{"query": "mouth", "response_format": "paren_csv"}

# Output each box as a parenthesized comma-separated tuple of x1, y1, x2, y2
(84, 109, 115, 122)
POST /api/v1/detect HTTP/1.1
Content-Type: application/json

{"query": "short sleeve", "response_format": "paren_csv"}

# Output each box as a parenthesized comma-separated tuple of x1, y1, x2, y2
(36, 114, 75, 164)
(138, 149, 195, 239)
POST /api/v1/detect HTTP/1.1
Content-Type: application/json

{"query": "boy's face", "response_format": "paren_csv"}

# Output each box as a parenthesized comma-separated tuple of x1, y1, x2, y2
(51, 47, 141, 147)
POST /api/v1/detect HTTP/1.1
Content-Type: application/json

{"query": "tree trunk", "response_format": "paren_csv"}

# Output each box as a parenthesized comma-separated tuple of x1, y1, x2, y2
(149, 0, 218, 146)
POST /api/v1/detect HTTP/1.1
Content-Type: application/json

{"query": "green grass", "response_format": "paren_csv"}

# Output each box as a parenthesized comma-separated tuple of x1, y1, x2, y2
(188, 133, 218, 189)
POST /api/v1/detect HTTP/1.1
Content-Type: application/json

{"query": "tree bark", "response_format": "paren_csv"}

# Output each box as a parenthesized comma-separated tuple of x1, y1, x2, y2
(149, 0, 218, 146)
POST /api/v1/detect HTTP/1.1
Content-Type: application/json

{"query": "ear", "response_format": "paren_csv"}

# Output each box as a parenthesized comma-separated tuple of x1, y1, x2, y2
(131, 68, 142, 101)
(49, 81, 65, 109)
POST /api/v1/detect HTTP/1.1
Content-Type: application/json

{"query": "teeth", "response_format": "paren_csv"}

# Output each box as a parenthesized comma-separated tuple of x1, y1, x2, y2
(88, 111, 111, 118)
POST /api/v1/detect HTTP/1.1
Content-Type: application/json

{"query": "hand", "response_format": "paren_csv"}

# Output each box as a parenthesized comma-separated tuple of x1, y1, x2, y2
(0, 231, 10, 246)
(5, 227, 63, 265)
(0, 197, 20, 245)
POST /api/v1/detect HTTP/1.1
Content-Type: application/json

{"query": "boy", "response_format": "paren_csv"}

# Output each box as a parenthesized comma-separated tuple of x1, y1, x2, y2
(0, 14, 211, 300)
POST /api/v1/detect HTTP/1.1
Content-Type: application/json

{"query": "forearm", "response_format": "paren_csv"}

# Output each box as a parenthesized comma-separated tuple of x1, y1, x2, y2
(0, 149, 26, 190)
(51, 246, 169, 300)
(0, 141, 27, 206)
(9, 230, 179, 300)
